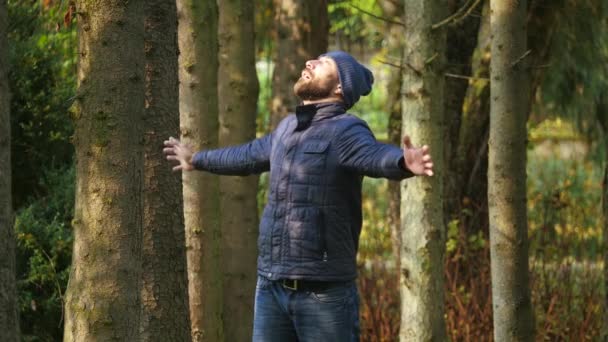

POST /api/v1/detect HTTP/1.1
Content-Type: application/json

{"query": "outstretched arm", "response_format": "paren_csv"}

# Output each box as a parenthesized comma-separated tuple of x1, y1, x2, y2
(337, 123, 433, 180)
(163, 134, 272, 175)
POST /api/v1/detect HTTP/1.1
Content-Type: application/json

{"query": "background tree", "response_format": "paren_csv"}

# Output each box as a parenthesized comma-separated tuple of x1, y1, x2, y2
(0, 0, 19, 340)
(140, 0, 191, 340)
(488, 0, 535, 340)
(399, 0, 447, 340)
(176, 0, 224, 340)
(63, 0, 144, 340)
(269, 0, 328, 130)
(217, 1, 260, 340)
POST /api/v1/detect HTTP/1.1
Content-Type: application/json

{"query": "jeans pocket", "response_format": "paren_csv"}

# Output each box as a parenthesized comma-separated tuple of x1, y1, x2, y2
(309, 283, 353, 304)
(256, 276, 271, 290)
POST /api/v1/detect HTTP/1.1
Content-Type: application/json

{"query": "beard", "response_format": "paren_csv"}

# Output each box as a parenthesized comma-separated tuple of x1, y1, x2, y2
(293, 72, 338, 102)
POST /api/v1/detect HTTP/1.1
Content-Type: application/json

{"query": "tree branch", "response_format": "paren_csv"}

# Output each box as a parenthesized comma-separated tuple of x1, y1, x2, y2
(432, 0, 483, 30)
(349, 4, 405, 27)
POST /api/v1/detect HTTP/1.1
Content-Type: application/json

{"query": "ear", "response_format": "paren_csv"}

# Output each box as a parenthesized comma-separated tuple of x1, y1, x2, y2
(334, 84, 343, 96)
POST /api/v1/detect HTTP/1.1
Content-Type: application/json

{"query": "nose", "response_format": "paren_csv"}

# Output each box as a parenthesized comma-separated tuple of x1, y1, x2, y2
(305, 59, 318, 69)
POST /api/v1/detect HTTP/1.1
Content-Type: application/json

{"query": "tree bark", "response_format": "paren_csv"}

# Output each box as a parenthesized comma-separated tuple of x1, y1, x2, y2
(269, 0, 328, 130)
(399, 0, 447, 340)
(443, 0, 483, 220)
(176, 0, 224, 340)
(488, 0, 535, 340)
(63, 1, 144, 340)
(0, 0, 19, 339)
(141, 0, 191, 340)
(217, 1, 260, 341)
(379, 0, 404, 275)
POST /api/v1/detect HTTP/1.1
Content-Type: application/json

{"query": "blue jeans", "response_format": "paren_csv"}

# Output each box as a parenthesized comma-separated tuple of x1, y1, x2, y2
(252, 276, 360, 342)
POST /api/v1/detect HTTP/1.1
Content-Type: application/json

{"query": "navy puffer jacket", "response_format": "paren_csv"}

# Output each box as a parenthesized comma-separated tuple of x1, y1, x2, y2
(192, 102, 413, 281)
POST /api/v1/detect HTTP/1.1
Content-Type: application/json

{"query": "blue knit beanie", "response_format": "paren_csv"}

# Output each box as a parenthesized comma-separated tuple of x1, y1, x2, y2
(320, 51, 374, 109)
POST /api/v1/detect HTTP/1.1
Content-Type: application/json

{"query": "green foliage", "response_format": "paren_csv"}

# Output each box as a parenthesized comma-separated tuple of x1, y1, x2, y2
(8, 0, 77, 208)
(15, 165, 75, 342)
(536, 0, 608, 136)
(328, 0, 384, 50)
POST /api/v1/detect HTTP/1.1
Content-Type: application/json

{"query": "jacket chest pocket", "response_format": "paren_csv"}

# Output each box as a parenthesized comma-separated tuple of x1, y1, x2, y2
(299, 141, 330, 175)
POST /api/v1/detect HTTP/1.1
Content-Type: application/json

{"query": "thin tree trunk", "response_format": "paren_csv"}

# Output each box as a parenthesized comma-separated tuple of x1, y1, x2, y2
(217, 1, 260, 341)
(176, 0, 223, 341)
(454, 1, 491, 231)
(399, 0, 447, 340)
(0, 0, 19, 339)
(598, 95, 608, 342)
(443, 0, 483, 220)
(63, 1, 144, 340)
(488, 0, 535, 340)
(141, 0, 191, 340)
(269, 0, 328, 130)
(379, 0, 404, 274)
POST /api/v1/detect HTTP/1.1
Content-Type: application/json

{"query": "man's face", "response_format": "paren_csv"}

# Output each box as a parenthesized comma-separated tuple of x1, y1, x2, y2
(293, 57, 340, 101)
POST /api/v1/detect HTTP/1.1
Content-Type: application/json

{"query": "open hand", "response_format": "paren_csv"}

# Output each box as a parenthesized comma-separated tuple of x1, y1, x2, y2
(163, 137, 195, 172)
(403, 135, 434, 176)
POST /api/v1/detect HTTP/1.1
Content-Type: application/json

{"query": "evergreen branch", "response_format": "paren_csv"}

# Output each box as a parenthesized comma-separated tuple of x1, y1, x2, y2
(349, 4, 405, 27)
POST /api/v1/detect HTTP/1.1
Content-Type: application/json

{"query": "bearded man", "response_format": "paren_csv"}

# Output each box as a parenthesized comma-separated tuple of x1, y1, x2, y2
(164, 51, 434, 342)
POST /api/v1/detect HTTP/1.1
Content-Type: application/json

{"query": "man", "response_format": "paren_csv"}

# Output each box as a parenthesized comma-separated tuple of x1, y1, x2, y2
(164, 51, 433, 342)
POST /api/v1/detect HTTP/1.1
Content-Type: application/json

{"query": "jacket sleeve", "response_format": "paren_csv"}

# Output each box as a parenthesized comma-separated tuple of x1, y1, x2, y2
(191, 134, 272, 176)
(337, 122, 414, 180)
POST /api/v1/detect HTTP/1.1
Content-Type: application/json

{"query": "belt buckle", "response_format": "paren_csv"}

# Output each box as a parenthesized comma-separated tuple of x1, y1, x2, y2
(282, 279, 298, 291)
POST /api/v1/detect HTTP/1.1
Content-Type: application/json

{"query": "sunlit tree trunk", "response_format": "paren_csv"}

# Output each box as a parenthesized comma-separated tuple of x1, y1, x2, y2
(217, 1, 259, 340)
(176, 0, 224, 340)
(140, 0, 191, 340)
(0, 0, 19, 339)
(488, 0, 535, 340)
(63, 1, 144, 340)
(269, 0, 328, 130)
(399, 0, 447, 340)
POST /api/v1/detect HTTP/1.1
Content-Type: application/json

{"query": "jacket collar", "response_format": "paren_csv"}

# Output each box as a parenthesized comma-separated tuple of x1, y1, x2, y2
(294, 102, 346, 131)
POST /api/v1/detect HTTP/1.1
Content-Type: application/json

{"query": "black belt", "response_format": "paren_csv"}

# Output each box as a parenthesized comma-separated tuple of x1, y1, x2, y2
(278, 279, 349, 292)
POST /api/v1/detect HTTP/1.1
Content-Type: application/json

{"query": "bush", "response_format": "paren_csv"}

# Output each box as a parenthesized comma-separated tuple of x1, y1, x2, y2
(15, 165, 75, 342)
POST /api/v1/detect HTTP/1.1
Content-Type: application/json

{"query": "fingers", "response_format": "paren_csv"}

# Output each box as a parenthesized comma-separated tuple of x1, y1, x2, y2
(172, 164, 183, 172)
(163, 136, 180, 147)
(163, 147, 176, 155)
(425, 170, 434, 177)
(166, 155, 178, 161)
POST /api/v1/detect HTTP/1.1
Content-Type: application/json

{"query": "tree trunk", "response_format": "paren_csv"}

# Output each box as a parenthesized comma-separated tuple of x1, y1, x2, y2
(488, 0, 535, 340)
(0, 0, 19, 339)
(141, 0, 191, 340)
(597, 95, 608, 342)
(176, 0, 224, 340)
(399, 0, 447, 340)
(379, 0, 404, 274)
(269, 0, 328, 130)
(63, 1, 144, 340)
(443, 0, 483, 220)
(217, 1, 260, 341)
(454, 1, 491, 231)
